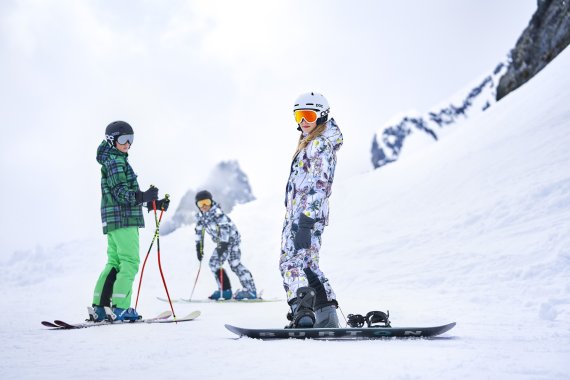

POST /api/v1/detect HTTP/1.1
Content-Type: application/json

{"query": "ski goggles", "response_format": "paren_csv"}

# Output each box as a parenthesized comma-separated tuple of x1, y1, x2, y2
(294, 109, 318, 124)
(116, 134, 134, 145)
(197, 199, 212, 208)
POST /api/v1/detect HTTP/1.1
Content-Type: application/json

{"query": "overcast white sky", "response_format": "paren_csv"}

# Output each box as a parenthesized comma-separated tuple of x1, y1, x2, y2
(0, 0, 537, 253)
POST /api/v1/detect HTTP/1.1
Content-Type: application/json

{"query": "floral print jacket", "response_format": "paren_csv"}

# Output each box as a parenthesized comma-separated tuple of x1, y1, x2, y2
(284, 118, 343, 225)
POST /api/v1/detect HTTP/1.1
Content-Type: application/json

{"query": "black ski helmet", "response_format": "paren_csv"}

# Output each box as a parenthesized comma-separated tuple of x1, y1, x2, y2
(105, 121, 134, 147)
(195, 190, 213, 203)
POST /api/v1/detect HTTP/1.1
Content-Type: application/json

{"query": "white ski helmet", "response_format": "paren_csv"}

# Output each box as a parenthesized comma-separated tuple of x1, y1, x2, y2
(293, 92, 330, 124)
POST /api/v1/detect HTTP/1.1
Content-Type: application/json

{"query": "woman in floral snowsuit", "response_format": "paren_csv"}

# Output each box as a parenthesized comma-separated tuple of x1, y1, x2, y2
(280, 92, 343, 328)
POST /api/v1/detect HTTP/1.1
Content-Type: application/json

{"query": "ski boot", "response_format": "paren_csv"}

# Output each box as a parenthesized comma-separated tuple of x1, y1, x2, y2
(209, 289, 232, 300)
(110, 307, 141, 321)
(287, 287, 316, 328)
(87, 305, 106, 322)
(315, 304, 340, 328)
(234, 289, 257, 300)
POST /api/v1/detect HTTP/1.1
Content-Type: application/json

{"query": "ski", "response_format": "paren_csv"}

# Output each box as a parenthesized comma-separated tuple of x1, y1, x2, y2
(149, 310, 201, 324)
(41, 321, 59, 328)
(156, 296, 280, 304)
(224, 322, 456, 340)
(47, 310, 171, 329)
(42, 310, 200, 330)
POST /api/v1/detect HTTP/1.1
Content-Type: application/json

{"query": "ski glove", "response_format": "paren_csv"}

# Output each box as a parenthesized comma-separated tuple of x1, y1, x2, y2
(145, 197, 170, 212)
(216, 241, 229, 256)
(196, 242, 203, 261)
(135, 186, 159, 204)
(294, 214, 316, 250)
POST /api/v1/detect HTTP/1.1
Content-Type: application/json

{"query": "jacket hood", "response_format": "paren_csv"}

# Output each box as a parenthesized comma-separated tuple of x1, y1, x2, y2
(97, 140, 126, 164)
(319, 118, 343, 152)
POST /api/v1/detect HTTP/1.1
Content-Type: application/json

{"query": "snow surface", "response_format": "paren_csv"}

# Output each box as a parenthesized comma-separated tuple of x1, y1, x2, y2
(2, 48, 570, 380)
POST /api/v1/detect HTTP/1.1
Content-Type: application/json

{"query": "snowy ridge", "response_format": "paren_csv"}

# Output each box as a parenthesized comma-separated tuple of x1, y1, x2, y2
(371, 62, 507, 168)
(3, 49, 570, 380)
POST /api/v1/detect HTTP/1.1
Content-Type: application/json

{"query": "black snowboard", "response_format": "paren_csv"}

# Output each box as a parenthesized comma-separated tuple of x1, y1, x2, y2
(225, 322, 456, 339)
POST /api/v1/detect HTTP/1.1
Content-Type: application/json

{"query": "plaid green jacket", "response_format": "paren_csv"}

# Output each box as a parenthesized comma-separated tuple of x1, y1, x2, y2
(96, 141, 145, 234)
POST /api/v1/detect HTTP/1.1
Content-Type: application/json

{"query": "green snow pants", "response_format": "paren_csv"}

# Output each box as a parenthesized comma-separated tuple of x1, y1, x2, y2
(92, 227, 140, 309)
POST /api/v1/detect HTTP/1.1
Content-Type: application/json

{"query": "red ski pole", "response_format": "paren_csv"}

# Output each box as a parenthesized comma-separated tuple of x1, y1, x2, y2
(134, 193, 167, 310)
(154, 196, 177, 319)
(134, 195, 165, 309)
(219, 267, 224, 298)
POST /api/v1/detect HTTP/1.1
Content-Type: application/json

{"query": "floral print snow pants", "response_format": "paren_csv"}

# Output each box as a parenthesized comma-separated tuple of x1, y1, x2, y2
(279, 218, 336, 305)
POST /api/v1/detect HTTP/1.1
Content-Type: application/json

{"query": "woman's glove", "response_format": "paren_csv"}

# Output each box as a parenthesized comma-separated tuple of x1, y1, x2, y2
(294, 214, 316, 250)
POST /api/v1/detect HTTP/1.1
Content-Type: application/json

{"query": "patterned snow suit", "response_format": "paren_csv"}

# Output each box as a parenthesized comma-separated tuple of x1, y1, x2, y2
(280, 118, 343, 307)
(195, 203, 256, 293)
(93, 141, 145, 309)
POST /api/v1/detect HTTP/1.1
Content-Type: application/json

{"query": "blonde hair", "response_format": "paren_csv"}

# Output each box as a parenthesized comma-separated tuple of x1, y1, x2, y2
(293, 122, 327, 158)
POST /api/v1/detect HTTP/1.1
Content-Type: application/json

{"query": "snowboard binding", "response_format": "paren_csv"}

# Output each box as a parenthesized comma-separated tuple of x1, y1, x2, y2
(286, 287, 316, 328)
(347, 310, 391, 328)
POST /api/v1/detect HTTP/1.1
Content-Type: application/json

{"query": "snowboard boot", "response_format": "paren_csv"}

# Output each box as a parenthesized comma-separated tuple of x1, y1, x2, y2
(234, 289, 257, 300)
(287, 287, 316, 328)
(314, 304, 340, 328)
(111, 307, 141, 321)
(209, 289, 232, 300)
(88, 305, 106, 322)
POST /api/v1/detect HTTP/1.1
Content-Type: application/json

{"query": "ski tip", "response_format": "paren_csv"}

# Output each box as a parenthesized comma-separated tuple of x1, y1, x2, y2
(443, 321, 457, 331)
(225, 324, 245, 337)
(156, 310, 173, 319)
(178, 310, 201, 320)
(41, 321, 60, 328)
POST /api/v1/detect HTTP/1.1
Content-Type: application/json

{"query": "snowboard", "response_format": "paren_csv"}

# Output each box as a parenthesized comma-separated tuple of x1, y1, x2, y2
(225, 322, 456, 340)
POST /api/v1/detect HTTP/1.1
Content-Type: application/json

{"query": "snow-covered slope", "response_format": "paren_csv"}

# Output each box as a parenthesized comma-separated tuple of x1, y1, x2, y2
(2, 48, 570, 380)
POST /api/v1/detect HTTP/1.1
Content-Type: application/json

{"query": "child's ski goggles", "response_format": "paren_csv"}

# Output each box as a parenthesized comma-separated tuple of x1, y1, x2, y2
(116, 134, 134, 145)
(294, 109, 318, 124)
(197, 199, 212, 208)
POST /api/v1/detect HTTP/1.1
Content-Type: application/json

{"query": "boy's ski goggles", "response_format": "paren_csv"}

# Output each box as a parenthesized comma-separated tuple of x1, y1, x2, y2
(197, 199, 212, 208)
(116, 134, 134, 145)
(294, 109, 318, 124)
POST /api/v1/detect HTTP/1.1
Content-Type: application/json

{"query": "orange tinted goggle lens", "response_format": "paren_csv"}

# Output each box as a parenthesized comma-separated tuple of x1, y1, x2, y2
(197, 199, 212, 207)
(294, 110, 318, 124)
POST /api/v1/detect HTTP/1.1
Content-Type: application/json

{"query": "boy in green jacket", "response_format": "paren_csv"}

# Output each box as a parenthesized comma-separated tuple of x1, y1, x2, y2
(90, 121, 168, 322)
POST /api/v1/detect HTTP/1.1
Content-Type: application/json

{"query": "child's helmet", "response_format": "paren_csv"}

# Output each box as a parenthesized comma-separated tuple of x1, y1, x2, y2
(105, 121, 133, 147)
(195, 190, 213, 203)
(293, 92, 330, 125)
